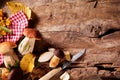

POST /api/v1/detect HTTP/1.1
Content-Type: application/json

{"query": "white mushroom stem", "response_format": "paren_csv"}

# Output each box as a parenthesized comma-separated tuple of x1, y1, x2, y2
(4, 51, 19, 68)
(60, 72, 70, 80)
(18, 37, 35, 55)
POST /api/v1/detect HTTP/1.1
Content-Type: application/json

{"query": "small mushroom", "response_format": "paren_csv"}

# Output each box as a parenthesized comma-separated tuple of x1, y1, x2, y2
(49, 49, 64, 68)
(0, 41, 17, 54)
(60, 72, 70, 80)
(0, 42, 19, 68)
(18, 28, 41, 55)
(64, 51, 71, 61)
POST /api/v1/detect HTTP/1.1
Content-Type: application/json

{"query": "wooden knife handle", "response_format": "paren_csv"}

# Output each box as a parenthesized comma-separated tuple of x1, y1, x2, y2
(39, 67, 62, 80)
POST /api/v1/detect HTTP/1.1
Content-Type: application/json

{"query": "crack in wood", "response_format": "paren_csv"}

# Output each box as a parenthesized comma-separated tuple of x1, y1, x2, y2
(85, 0, 98, 8)
(94, 0, 98, 8)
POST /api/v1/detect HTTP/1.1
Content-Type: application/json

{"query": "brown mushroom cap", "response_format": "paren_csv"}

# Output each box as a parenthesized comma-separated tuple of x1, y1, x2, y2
(23, 28, 41, 40)
(0, 41, 17, 54)
(54, 49, 64, 58)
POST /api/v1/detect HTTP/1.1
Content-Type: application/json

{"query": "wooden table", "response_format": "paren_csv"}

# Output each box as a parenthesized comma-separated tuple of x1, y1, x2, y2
(1, 0, 120, 79)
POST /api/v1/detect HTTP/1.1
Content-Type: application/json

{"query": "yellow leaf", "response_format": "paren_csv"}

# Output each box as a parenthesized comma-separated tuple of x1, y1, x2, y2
(20, 53, 35, 73)
(6, 2, 31, 20)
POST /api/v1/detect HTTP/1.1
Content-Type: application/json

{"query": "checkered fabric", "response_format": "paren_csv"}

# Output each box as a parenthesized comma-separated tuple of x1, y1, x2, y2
(0, 11, 28, 65)
(0, 54, 3, 65)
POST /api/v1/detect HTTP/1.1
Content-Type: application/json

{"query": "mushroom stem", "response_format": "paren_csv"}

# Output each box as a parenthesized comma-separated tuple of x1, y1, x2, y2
(4, 52, 19, 68)
(18, 37, 35, 55)
(0, 42, 19, 68)
(60, 72, 70, 80)
(49, 55, 60, 68)
(49, 49, 64, 68)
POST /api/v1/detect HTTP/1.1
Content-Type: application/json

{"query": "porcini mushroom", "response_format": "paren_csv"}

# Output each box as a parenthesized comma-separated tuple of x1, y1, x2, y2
(38, 51, 54, 63)
(38, 48, 55, 63)
(49, 49, 64, 68)
(60, 72, 70, 80)
(0, 41, 19, 68)
(64, 51, 71, 61)
(18, 28, 41, 55)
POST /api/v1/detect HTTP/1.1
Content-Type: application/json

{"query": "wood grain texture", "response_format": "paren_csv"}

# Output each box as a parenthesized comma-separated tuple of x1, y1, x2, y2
(2, 0, 120, 79)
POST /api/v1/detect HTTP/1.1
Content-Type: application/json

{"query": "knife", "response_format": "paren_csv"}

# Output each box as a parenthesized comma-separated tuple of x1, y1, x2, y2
(39, 48, 86, 80)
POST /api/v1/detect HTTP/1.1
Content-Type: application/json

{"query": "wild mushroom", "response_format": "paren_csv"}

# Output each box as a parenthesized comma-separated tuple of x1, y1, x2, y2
(49, 49, 64, 68)
(64, 51, 71, 61)
(38, 48, 55, 63)
(18, 28, 41, 55)
(60, 72, 70, 80)
(0, 41, 19, 68)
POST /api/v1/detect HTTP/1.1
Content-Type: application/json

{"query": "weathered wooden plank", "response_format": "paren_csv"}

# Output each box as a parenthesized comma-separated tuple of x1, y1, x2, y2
(1, 0, 120, 79)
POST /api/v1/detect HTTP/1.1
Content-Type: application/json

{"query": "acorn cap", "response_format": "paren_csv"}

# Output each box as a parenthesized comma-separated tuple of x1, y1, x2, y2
(54, 49, 64, 59)
(23, 28, 41, 40)
(0, 41, 17, 54)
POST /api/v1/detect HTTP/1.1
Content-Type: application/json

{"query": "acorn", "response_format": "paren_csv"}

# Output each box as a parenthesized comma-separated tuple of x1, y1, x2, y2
(49, 49, 64, 68)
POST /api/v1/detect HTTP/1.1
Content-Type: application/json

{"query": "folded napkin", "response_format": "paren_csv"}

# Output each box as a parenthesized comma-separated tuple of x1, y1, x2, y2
(0, 11, 28, 65)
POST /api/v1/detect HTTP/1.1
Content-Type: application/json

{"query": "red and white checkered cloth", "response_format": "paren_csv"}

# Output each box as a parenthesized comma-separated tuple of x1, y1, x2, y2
(0, 11, 28, 65)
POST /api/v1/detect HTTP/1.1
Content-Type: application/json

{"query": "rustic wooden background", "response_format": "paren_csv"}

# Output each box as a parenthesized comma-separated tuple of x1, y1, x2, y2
(1, 0, 120, 80)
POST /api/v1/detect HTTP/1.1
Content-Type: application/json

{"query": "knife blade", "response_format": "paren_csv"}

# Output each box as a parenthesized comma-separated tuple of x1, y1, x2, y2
(39, 48, 86, 80)
(62, 48, 86, 69)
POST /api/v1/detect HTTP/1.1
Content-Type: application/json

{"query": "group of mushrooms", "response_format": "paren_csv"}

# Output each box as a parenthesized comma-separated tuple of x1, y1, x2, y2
(0, 28, 71, 80)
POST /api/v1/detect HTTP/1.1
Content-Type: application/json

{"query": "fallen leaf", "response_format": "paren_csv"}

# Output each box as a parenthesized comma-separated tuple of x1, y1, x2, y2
(7, 2, 31, 20)
(20, 53, 35, 73)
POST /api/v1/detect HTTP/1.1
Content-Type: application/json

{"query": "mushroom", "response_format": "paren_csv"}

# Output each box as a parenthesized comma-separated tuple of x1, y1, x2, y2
(18, 28, 41, 55)
(0, 41, 19, 68)
(64, 51, 71, 61)
(49, 49, 64, 68)
(38, 51, 54, 63)
(38, 48, 55, 63)
(60, 72, 70, 80)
